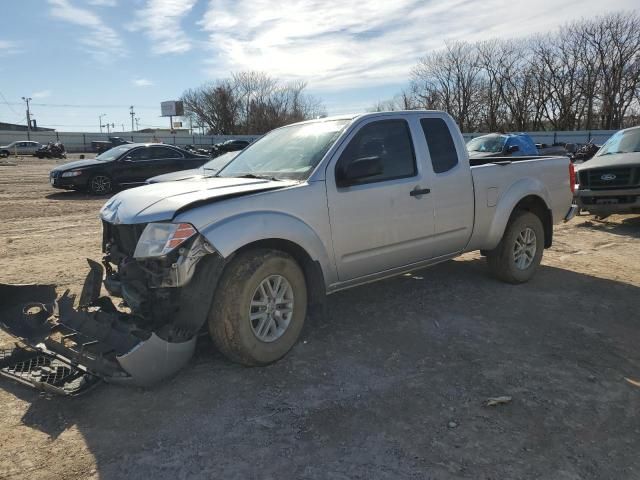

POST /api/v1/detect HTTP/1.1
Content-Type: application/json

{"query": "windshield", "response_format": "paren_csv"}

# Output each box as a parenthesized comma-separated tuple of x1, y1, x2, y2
(96, 144, 135, 161)
(217, 120, 350, 180)
(467, 135, 506, 153)
(597, 129, 640, 156)
(203, 152, 239, 172)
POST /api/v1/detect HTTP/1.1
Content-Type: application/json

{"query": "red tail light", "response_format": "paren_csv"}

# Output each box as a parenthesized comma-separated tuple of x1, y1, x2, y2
(569, 162, 576, 194)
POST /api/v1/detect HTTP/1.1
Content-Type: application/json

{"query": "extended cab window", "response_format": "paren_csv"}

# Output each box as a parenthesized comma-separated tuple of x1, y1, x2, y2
(337, 119, 416, 185)
(420, 118, 458, 173)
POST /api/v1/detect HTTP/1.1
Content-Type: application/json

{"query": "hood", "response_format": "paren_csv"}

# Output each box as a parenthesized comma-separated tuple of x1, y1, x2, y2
(575, 152, 640, 171)
(146, 168, 204, 184)
(51, 158, 105, 171)
(100, 176, 300, 225)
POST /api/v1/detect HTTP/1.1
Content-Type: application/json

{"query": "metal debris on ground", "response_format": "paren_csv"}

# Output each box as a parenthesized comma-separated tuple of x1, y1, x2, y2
(485, 396, 513, 407)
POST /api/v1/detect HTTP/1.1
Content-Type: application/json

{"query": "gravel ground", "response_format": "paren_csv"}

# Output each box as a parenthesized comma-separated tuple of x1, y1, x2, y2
(0, 157, 639, 479)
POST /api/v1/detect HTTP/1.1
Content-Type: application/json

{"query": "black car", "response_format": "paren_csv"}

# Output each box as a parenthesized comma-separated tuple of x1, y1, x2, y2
(211, 139, 250, 157)
(49, 143, 210, 195)
(146, 151, 239, 183)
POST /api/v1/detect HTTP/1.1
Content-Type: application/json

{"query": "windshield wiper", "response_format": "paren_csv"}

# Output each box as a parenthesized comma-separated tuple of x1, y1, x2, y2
(235, 173, 281, 181)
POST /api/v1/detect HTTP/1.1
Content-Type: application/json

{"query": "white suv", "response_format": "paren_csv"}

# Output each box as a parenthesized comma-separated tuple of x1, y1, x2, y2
(0, 140, 42, 157)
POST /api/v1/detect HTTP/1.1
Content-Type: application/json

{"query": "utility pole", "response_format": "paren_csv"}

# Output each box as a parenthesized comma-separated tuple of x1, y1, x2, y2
(99, 113, 106, 133)
(130, 105, 135, 132)
(135, 117, 140, 131)
(22, 97, 32, 140)
(121, 123, 125, 132)
(106, 123, 114, 134)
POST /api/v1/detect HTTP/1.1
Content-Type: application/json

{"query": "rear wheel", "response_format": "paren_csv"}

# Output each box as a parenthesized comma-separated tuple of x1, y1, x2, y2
(208, 249, 307, 366)
(88, 174, 113, 195)
(486, 210, 544, 284)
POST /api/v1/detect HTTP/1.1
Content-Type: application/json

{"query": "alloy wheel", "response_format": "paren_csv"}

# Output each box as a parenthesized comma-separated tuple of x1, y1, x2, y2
(249, 275, 294, 342)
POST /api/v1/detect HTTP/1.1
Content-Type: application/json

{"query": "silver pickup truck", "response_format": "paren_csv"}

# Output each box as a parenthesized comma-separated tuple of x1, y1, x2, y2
(0, 111, 576, 391)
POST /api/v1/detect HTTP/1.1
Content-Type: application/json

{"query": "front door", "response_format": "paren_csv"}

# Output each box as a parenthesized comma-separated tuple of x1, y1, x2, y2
(326, 117, 436, 281)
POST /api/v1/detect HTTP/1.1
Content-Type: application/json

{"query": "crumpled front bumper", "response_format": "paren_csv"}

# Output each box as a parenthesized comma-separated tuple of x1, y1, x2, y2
(0, 259, 209, 395)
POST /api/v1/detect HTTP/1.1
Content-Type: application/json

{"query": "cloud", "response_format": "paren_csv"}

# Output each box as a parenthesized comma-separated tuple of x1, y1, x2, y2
(0, 40, 21, 56)
(47, 0, 125, 61)
(32, 90, 52, 99)
(132, 78, 154, 87)
(131, 0, 197, 54)
(87, 0, 117, 6)
(198, 0, 639, 90)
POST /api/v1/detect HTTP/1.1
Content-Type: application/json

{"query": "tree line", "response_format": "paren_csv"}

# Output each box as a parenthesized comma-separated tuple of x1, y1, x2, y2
(373, 12, 640, 132)
(181, 71, 325, 135)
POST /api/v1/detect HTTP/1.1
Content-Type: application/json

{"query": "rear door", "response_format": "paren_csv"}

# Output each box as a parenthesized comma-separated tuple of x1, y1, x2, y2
(113, 146, 157, 184)
(326, 116, 436, 281)
(417, 115, 474, 257)
(148, 146, 195, 177)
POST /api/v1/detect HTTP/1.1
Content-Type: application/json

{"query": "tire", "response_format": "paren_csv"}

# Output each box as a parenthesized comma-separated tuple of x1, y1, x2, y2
(486, 210, 544, 284)
(87, 174, 113, 195)
(208, 249, 307, 366)
(0, 150, 8, 158)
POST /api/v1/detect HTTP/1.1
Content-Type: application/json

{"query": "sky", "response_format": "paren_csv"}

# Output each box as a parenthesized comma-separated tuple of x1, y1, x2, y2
(0, 0, 637, 132)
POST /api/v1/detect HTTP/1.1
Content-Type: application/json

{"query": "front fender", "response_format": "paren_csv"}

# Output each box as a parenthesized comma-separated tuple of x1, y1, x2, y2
(484, 178, 551, 250)
(198, 211, 335, 285)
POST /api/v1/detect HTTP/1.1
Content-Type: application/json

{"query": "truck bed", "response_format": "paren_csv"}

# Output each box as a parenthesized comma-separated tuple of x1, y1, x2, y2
(466, 155, 573, 252)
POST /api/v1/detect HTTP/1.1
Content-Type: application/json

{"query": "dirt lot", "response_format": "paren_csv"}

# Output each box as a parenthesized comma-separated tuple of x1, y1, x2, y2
(0, 157, 639, 479)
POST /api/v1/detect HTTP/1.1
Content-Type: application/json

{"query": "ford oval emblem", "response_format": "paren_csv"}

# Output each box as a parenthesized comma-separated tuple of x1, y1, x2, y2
(600, 173, 616, 181)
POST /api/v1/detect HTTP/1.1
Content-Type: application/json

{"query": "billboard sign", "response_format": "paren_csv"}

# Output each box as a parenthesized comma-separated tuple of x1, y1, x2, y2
(161, 100, 184, 117)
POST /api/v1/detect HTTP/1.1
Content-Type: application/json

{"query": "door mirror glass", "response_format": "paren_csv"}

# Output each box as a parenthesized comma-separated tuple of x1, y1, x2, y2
(338, 156, 384, 187)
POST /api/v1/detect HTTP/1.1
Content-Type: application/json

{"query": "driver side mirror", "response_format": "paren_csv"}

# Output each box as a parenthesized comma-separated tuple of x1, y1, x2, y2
(337, 156, 384, 187)
(122, 155, 133, 162)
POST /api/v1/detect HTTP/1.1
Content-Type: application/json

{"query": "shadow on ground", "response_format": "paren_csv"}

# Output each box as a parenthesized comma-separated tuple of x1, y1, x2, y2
(45, 191, 111, 201)
(577, 214, 640, 238)
(3, 259, 640, 479)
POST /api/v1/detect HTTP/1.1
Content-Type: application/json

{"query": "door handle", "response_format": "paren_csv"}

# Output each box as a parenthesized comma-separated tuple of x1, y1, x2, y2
(410, 187, 431, 197)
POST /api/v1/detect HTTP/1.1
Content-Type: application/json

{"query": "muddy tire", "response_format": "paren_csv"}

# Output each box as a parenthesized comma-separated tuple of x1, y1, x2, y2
(88, 174, 113, 195)
(208, 249, 307, 366)
(486, 210, 544, 284)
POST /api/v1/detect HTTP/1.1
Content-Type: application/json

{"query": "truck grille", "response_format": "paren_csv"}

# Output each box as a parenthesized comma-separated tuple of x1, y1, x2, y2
(102, 221, 148, 257)
(578, 167, 639, 189)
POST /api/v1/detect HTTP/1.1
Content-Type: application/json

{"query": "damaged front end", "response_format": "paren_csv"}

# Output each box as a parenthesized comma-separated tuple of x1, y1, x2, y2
(0, 221, 224, 394)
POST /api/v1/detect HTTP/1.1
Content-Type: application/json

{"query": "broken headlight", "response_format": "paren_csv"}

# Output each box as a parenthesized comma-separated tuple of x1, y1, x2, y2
(133, 223, 197, 259)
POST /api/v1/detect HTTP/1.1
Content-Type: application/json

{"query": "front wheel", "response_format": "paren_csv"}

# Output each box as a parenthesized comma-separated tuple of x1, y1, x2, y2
(88, 174, 113, 195)
(486, 210, 544, 284)
(208, 249, 307, 366)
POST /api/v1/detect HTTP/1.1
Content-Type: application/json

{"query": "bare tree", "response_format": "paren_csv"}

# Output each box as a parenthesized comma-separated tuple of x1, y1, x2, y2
(380, 11, 640, 132)
(181, 72, 325, 135)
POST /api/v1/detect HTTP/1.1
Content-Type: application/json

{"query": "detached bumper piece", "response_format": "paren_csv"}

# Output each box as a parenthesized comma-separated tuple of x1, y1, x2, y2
(0, 264, 197, 395)
(0, 345, 100, 396)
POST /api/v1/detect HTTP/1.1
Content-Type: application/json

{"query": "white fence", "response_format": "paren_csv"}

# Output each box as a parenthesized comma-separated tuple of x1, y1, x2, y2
(0, 131, 259, 153)
(0, 128, 617, 153)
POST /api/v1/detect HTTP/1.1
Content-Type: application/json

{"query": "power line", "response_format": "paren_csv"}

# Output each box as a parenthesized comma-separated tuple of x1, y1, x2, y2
(0, 91, 20, 116)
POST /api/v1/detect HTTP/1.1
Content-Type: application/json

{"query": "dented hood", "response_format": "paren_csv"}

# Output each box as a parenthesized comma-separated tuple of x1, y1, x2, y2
(100, 176, 299, 224)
